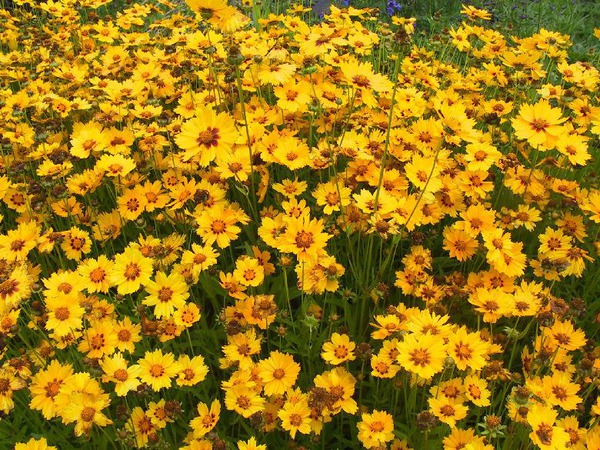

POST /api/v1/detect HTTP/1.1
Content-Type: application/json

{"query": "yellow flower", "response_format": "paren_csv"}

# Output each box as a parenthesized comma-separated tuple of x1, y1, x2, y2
(396, 333, 446, 379)
(138, 349, 180, 391)
(14, 437, 57, 450)
(100, 353, 141, 397)
(176, 354, 209, 387)
(175, 107, 238, 166)
(109, 247, 154, 295)
(0, 221, 39, 262)
(143, 271, 189, 319)
(526, 404, 570, 450)
(321, 333, 356, 365)
(233, 256, 265, 287)
(511, 101, 566, 149)
(278, 399, 311, 439)
(357, 410, 395, 449)
(278, 215, 331, 263)
(190, 400, 220, 438)
(258, 351, 300, 396)
(29, 360, 74, 420)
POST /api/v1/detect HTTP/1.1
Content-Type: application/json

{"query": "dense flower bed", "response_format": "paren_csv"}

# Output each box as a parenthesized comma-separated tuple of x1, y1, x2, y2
(0, 1, 599, 449)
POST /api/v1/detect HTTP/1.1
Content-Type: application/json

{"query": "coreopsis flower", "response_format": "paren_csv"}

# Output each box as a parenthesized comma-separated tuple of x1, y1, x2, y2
(526, 404, 570, 450)
(190, 400, 220, 438)
(44, 294, 85, 338)
(175, 107, 238, 166)
(357, 410, 395, 449)
(460, 4, 492, 20)
(237, 437, 267, 450)
(143, 271, 189, 319)
(114, 317, 142, 353)
(109, 247, 154, 295)
(139, 349, 181, 391)
(14, 437, 57, 450)
(544, 320, 587, 351)
(313, 367, 358, 415)
(278, 399, 312, 439)
(61, 227, 92, 261)
(442, 428, 489, 450)
(225, 383, 265, 418)
(174, 302, 202, 328)
(541, 372, 582, 411)
(222, 329, 262, 368)
(29, 360, 74, 420)
(339, 57, 393, 108)
(396, 333, 446, 379)
(556, 416, 586, 450)
(78, 255, 114, 293)
(0, 368, 26, 414)
(233, 256, 265, 287)
(96, 153, 136, 177)
(463, 375, 491, 407)
(258, 351, 301, 396)
(313, 180, 352, 215)
(512, 101, 566, 149)
(273, 178, 308, 199)
(0, 221, 40, 262)
(117, 187, 148, 221)
(195, 203, 243, 248)
(277, 215, 331, 263)
(443, 226, 479, 262)
(69, 121, 107, 158)
(370, 354, 401, 379)
(406, 310, 452, 339)
(127, 407, 156, 448)
(429, 397, 468, 428)
(271, 135, 311, 170)
(321, 333, 356, 365)
(0, 264, 32, 313)
(61, 395, 113, 437)
(78, 319, 118, 359)
(468, 288, 513, 323)
(100, 353, 141, 396)
(176, 355, 209, 387)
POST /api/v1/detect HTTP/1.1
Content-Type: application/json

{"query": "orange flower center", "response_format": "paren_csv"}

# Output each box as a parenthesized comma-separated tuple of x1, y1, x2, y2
(124, 263, 141, 280)
(211, 220, 226, 234)
(334, 347, 348, 359)
(114, 369, 129, 382)
(295, 231, 314, 249)
(90, 268, 106, 283)
(370, 421, 385, 432)
(54, 306, 70, 321)
(289, 413, 303, 426)
(273, 368, 285, 380)
(150, 364, 164, 377)
(409, 348, 431, 367)
(45, 380, 61, 398)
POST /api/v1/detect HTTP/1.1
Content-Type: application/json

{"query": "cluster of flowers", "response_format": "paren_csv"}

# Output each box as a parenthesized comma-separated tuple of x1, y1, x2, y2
(0, 0, 599, 448)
